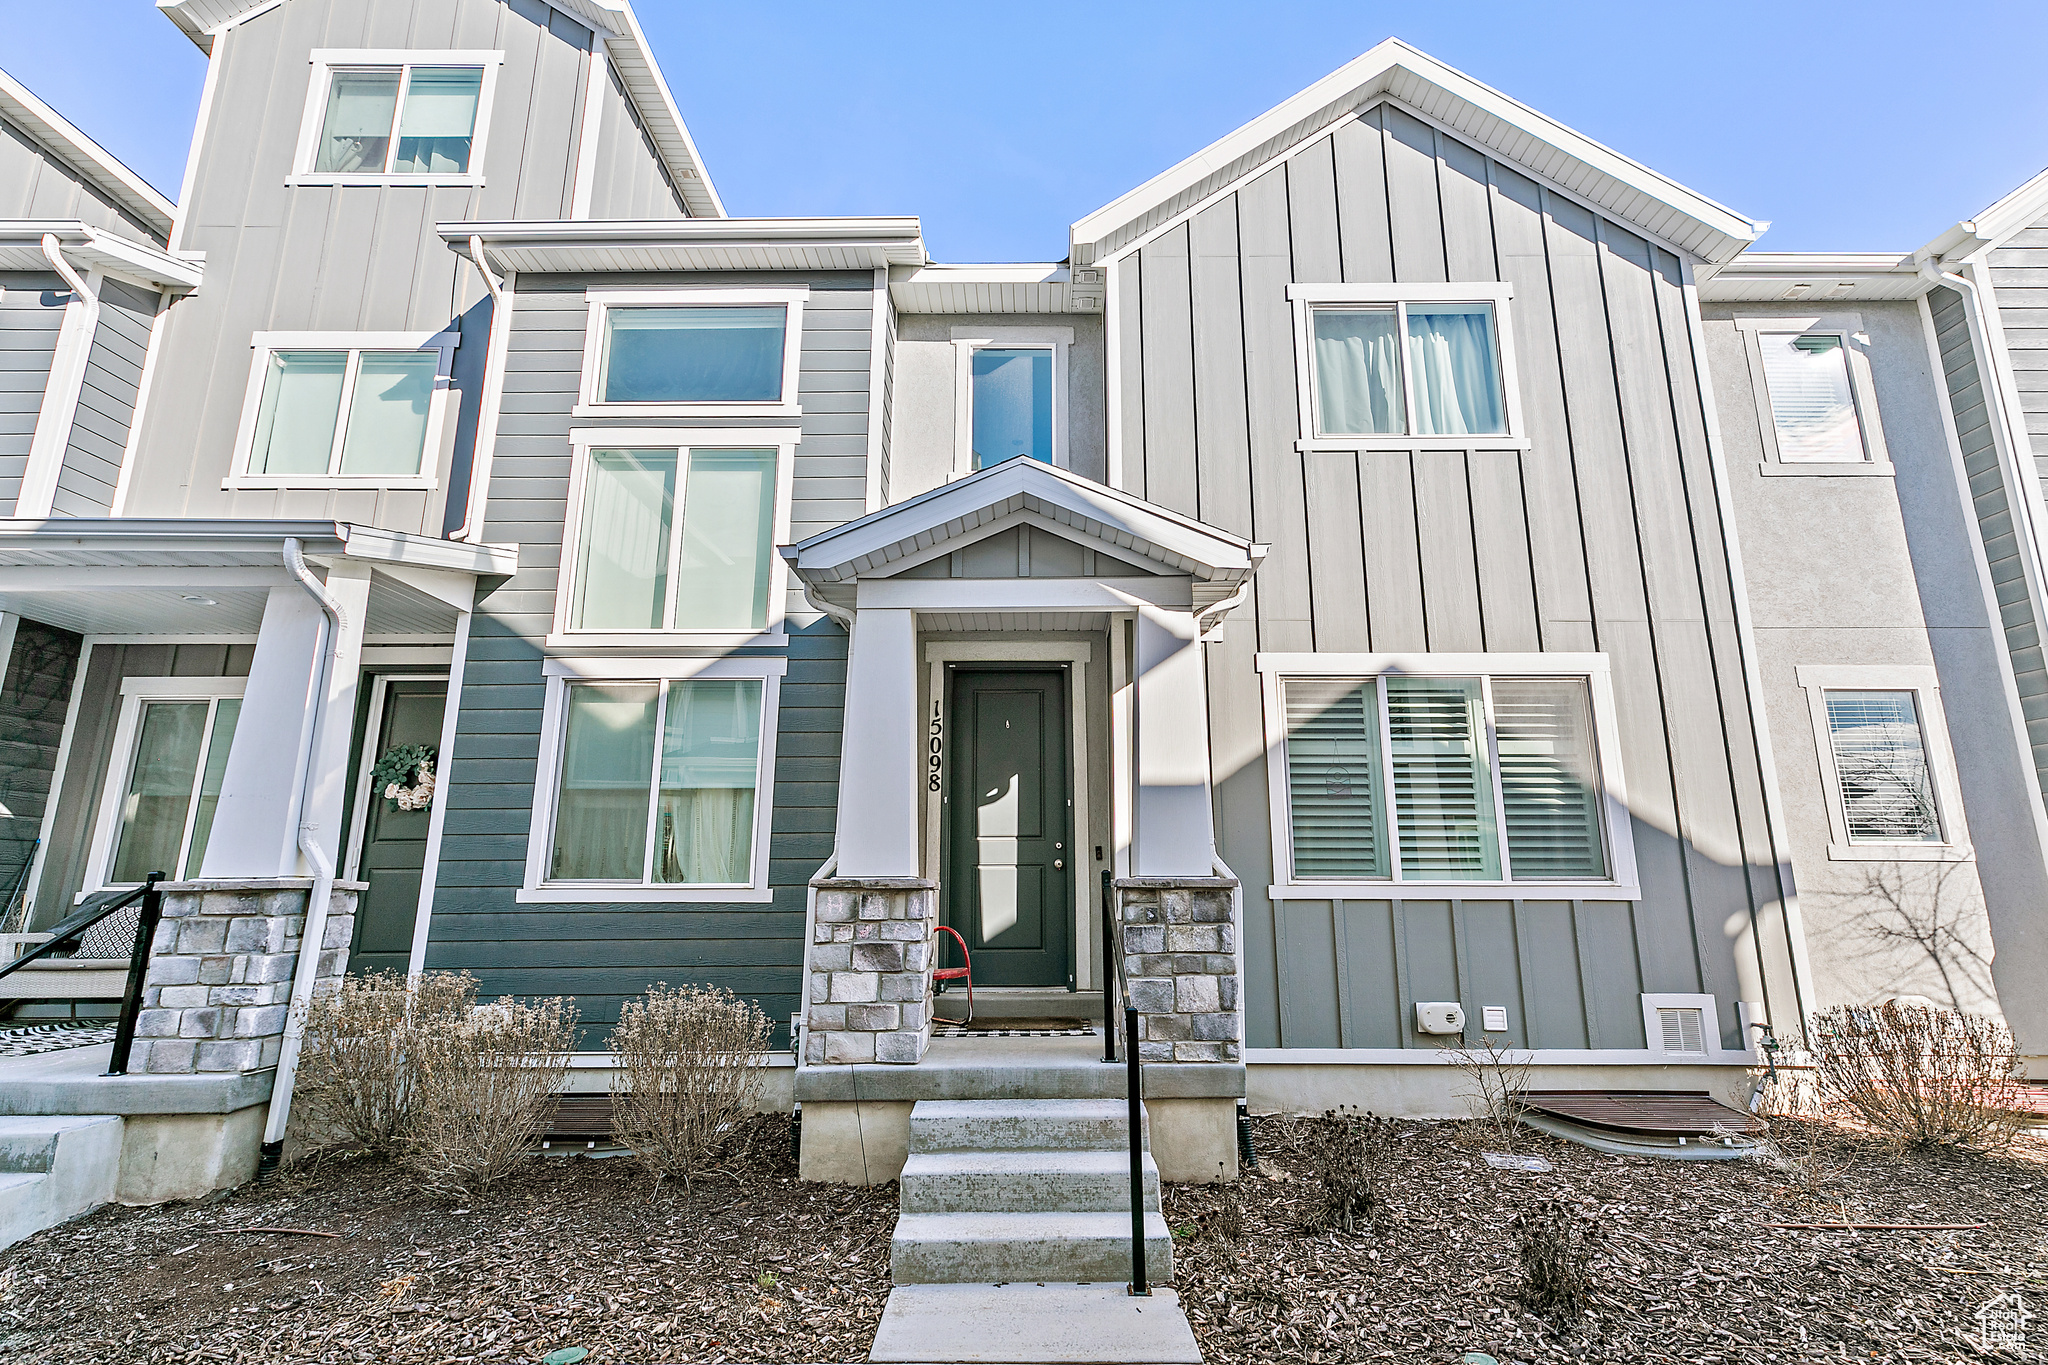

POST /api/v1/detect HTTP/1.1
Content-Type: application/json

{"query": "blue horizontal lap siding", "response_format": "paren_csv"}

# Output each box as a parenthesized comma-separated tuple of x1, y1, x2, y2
(427, 272, 870, 1048)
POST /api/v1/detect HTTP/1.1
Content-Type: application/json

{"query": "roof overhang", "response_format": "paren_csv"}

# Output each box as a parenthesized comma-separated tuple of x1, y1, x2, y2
(0, 222, 205, 292)
(0, 68, 177, 241)
(784, 458, 1265, 617)
(1920, 164, 2048, 264)
(889, 263, 1101, 315)
(158, 0, 721, 218)
(446, 217, 927, 274)
(1069, 37, 1765, 268)
(1697, 252, 1927, 304)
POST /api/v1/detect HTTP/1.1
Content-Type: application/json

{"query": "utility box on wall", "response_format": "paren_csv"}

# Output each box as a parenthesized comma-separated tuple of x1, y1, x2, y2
(1415, 1002, 1465, 1035)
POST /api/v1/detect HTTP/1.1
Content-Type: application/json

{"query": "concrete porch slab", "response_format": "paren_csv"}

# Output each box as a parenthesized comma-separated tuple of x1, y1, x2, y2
(0, 1043, 273, 1116)
(868, 1282, 1202, 1363)
(794, 1034, 1244, 1105)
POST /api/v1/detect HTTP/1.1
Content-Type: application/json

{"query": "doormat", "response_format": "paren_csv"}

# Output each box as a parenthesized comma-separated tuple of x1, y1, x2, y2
(0, 1022, 119, 1057)
(933, 1018, 1100, 1038)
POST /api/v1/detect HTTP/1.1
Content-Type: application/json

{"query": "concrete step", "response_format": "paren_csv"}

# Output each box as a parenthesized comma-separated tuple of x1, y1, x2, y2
(868, 1282, 1202, 1363)
(891, 1210, 1176, 1285)
(0, 1115, 122, 1251)
(910, 1098, 1148, 1154)
(900, 1149, 1161, 1214)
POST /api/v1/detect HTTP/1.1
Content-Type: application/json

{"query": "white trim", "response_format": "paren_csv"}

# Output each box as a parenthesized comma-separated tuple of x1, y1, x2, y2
(1641, 993, 1723, 1059)
(108, 288, 173, 518)
(85, 677, 249, 893)
(1103, 258, 1124, 490)
(552, 426, 799, 649)
(1733, 313, 1893, 475)
(409, 611, 467, 976)
(1245, 1044, 1755, 1067)
(168, 18, 227, 253)
(1286, 283, 1527, 451)
(519, 658, 785, 903)
(226, 331, 460, 490)
(17, 263, 101, 519)
(865, 266, 889, 512)
(950, 326, 1074, 478)
(290, 50, 505, 188)
(575, 287, 808, 417)
(1255, 651, 1639, 900)
(451, 256, 514, 540)
(568, 43, 608, 220)
(24, 639, 92, 920)
(1794, 664, 1972, 863)
(859, 578, 1192, 612)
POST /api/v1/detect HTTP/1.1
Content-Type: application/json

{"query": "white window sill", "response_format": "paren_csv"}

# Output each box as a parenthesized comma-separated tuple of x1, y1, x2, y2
(1827, 842, 1972, 863)
(570, 403, 802, 421)
(288, 174, 484, 188)
(517, 886, 774, 904)
(1758, 461, 1894, 478)
(544, 629, 787, 653)
(1268, 881, 1642, 901)
(224, 476, 437, 491)
(1295, 436, 1531, 453)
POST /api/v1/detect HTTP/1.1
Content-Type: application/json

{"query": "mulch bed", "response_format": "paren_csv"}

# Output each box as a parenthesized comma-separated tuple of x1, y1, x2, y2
(1165, 1115, 2048, 1363)
(0, 1116, 895, 1365)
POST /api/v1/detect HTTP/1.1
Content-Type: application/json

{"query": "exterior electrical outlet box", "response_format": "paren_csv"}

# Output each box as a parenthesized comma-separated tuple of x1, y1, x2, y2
(1415, 1002, 1465, 1035)
(1482, 1006, 1509, 1032)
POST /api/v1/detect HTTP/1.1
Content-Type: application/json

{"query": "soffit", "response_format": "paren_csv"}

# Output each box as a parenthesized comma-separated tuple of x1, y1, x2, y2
(0, 223, 205, 291)
(448, 218, 926, 274)
(1697, 252, 1927, 303)
(889, 263, 1103, 315)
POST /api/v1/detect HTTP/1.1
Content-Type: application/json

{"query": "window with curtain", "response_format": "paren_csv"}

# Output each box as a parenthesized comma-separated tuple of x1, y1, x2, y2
(971, 346, 1054, 467)
(1308, 300, 1507, 439)
(108, 697, 241, 885)
(549, 678, 764, 886)
(567, 447, 777, 633)
(1279, 673, 1608, 883)
(1824, 690, 1940, 842)
(1758, 332, 1866, 463)
(601, 306, 788, 404)
(247, 346, 440, 479)
(313, 64, 483, 175)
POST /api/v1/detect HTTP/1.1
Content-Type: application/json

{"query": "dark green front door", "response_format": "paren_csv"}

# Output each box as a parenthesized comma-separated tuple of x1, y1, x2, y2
(348, 680, 446, 975)
(943, 668, 1072, 988)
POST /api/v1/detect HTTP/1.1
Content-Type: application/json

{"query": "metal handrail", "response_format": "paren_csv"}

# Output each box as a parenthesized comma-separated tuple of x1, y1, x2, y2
(1099, 869, 1148, 1296)
(0, 872, 164, 1077)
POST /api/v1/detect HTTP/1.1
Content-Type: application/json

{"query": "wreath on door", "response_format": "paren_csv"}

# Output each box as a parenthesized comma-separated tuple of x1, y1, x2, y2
(371, 743, 438, 812)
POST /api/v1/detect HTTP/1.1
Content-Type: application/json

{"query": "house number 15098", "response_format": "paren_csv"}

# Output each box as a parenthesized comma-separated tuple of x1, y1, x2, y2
(927, 701, 943, 791)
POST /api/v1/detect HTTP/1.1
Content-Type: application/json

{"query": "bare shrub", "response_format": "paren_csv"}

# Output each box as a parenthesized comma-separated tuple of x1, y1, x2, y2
(1437, 1033, 1533, 1150)
(1810, 1002, 2032, 1152)
(607, 982, 772, 1185)
(1300, 1106, 1393, 1234)
(292, 970, 474, 1155)
(400, 994, 578, 1198)
(1511, 1196, 1605, 1322)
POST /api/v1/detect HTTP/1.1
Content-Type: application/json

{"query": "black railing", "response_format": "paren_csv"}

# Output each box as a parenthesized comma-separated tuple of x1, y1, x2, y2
(0, 872, 163, 1076)
(1099, 869, 1148, 1297)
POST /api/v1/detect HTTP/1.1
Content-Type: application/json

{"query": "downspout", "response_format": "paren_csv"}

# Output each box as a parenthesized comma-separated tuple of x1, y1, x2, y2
(450, 236, 510, 542)
(39, 233, 95, 309)
(258, 537, 346, 1173)
(1919, 258, 2031, 483)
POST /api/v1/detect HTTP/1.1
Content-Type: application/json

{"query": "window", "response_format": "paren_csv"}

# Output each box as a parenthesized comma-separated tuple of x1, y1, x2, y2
(556, 429, 795, 644)
(1288, 285, 1522, 448)
(1795, 665, 1967, 861)
(89, 679, 245, 889)
(230, 332, 457, 487)
(578, 289, 808, 415)
(1259, 653, 1636, 897)
(951, 326, 1071, 475)
(1735, 315, 1891, 474)
(523, 659, 786, 903)
(294, 51, 502, 184)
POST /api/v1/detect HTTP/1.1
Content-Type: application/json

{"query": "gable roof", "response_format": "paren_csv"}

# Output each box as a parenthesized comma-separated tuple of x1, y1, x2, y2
(156, 0, 721, 218)
(1069, 37, 1764, 268)
(0, 68, 177, 241)
(1919, 164, 2048, 264)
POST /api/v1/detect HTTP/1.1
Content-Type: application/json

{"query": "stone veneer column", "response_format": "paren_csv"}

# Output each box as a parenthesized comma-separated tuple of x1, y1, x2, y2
(805, 877, 937, 1065)
(130, 880, 360, 1075)
(1114, 876, 1239, 1063)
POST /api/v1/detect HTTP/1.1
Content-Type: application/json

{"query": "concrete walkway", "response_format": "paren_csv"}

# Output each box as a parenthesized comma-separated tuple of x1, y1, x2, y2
(869, 1282, 1202, 1364)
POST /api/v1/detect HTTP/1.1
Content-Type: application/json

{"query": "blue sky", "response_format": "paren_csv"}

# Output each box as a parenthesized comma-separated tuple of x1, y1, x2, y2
(11, 1, 2048, 262)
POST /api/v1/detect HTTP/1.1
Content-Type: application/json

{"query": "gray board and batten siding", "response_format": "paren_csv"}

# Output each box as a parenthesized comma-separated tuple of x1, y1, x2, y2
(0, 114, 163, 245)
(426, 271, 875, 1046)
(0, 273, 65, 514)
(122, 0, 681, 538)
(1113, 100, 1797, 1052)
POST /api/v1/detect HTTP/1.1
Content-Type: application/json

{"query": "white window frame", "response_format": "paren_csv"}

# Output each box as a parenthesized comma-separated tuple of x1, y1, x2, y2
(1286, 283, 1528, 452)
(950, 325, 1073, 478)
(1795, 664, 1970, 862)
(1256, 652, 1639, 900)
(290, 50, 504, 187)
(575, 287, 809, 418)
(552, 426, 799, 650)
(85, 676, 248, 893)
(1735, 313, 1893, 476)
(226, 330, 459, 490)
(520, 656, 787, 903)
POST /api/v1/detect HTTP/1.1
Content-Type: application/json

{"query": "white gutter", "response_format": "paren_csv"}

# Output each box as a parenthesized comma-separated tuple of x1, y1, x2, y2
(261, 537, 346, 1163)
(450, 237, 511, 542)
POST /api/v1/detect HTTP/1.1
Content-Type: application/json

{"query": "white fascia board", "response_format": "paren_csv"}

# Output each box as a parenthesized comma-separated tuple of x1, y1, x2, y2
(1697, 250, 1926, 302)
(1920, 163, 2048, 263)
(441, 217, 927, 271)
(0, 70, 177, 239)
(599, 2, 724, 218)
(0, 518, 513, 577)
(1068, 37, 1764, 267)
(0, 223, 205, 291)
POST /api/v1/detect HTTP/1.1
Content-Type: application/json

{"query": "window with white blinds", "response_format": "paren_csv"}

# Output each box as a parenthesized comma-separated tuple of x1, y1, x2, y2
(1758, 331, 1865, 463)
(1279, 673, 1609, 884)
(1823, 690, 1940, 843)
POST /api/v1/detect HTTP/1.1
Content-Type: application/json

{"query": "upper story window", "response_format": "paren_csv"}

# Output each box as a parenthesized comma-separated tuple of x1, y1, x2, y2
(951, 326, 1071, 476)
(89, 678, 245, 889)
(1735, 315, 1892, 475)
(1288, 285, 1523, 449)
(292, 51, 504, 186)
(1796, 666, 1967, 860)
(229, 332, 457, 489)
(578, 288, 808, 417)
(1258, 653, 1637, 898)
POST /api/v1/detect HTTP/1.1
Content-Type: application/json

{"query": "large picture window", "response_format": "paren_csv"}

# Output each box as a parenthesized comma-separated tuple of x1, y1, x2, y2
(579, 289, 808, 415)
(1289, 285, 1521, 447)
(231, 332, 457, 487)
(89, 680, 246, 889)
(293, 51, 502, 185)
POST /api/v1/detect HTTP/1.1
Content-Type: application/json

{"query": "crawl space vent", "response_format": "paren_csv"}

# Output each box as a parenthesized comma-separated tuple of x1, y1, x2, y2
(1657, 1006, 1707, 1056)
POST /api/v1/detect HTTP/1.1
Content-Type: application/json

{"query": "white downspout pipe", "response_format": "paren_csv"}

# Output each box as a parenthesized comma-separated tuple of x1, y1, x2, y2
(259, 537, 346, 1167)
(450, 236, 510, 542)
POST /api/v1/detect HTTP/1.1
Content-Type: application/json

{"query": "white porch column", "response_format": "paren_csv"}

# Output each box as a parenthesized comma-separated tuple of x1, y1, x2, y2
(200, 566, 371, 878)
(1132, 603, 1214, 875)
(834, 606, 920, 877)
